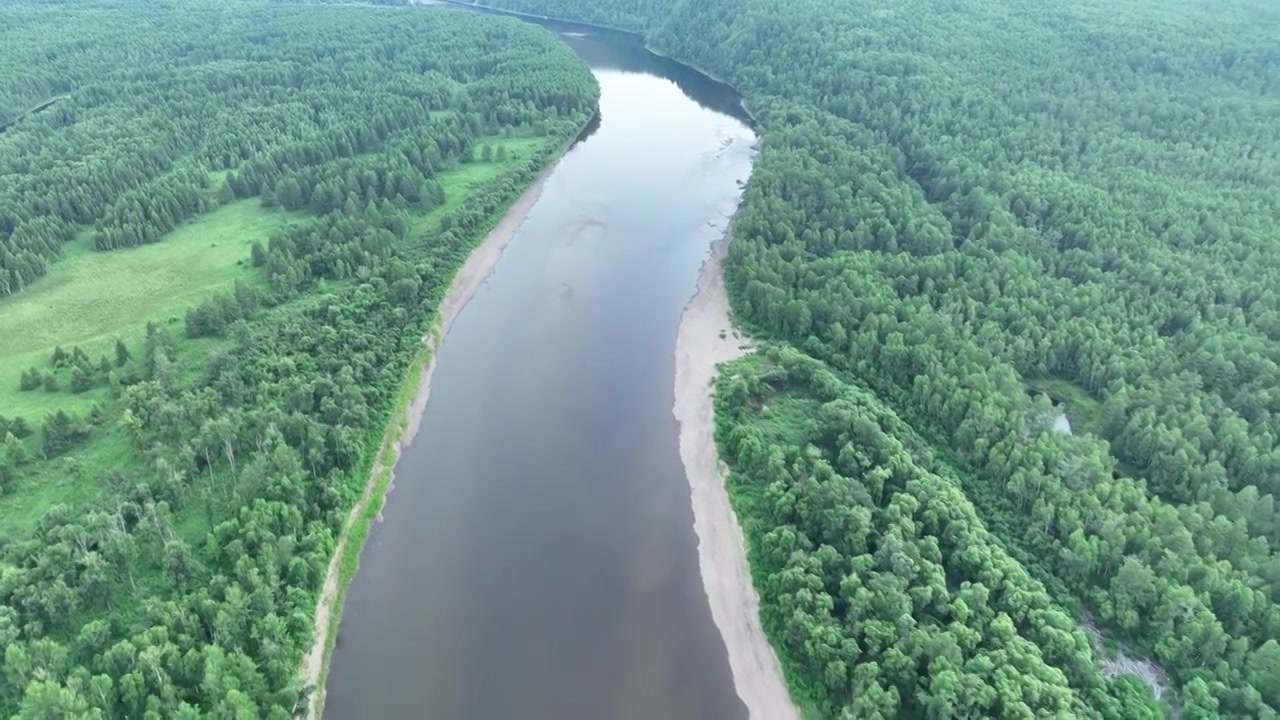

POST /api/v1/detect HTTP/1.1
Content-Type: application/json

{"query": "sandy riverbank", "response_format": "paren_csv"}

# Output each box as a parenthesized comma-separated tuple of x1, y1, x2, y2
(300, 162, 558, 720)
(673, 233, 800, 720)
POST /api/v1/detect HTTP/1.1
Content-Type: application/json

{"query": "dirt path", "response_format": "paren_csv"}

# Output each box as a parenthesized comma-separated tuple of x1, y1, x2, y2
(300, 163, 559, 720)
(673, 231, 800, 720)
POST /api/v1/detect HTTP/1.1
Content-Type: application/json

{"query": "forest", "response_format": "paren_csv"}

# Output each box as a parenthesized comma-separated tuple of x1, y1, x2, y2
(0, 2, 597, 716)
(482, 0, 1280, 717)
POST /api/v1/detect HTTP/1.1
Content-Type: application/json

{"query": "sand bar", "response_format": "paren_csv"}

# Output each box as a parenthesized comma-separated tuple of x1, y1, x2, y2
(674, 231, 800, 720)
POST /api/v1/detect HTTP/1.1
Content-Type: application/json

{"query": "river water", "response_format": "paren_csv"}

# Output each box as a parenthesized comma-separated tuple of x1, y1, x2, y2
(323, 12, 757, 719)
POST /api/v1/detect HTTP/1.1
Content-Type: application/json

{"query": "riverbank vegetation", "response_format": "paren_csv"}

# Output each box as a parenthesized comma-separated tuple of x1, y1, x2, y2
(490, 0, 1280, 716)
(0, 2, 597, 715)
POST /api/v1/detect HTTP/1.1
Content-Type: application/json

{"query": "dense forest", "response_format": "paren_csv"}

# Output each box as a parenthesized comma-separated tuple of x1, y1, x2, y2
(485, 0, 1280, 716)
(0, 2, 597, 716)
(5, 0, 1278, 716)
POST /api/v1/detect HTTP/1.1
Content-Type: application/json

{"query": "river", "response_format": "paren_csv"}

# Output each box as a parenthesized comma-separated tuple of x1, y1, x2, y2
(323, 11, 758, 719)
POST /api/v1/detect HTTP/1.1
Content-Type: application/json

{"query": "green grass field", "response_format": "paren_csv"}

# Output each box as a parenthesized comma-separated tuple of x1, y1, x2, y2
(411, 136, 547, 234)
(0, 134, 553, 541)
(0, 135, 545, 420)
(0, 424, 137, 539)
(0, 201, 298, 418)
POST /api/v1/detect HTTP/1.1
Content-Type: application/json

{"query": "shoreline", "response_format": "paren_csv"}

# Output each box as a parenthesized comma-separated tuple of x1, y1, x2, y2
(299, 159, 561, 720)
(673, 231, 799, 720)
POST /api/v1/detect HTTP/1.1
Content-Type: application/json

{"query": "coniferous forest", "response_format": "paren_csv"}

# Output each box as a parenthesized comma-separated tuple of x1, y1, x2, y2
(484, 0, 1280, 717)
(0, 2, 597, 716)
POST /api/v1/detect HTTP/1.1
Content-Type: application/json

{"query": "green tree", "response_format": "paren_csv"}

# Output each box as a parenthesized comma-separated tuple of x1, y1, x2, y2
(275, 178, 303, 210)
(69, 365, 93, 393)
(0, 457, 13, 494)
(15, 680, 96, 719)
(19, 368, 40, 391)
(1251, 639, 1280, 707)
(9, 417, 31, 438)
(114, 338, 131, 367)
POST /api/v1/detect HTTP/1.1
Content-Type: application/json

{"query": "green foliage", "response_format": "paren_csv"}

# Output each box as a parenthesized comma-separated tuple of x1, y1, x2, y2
(0, 203, 298, 422)
(717, 349, 1168, 718)
(0, 1, 597, 717)
(493, 0, 1280, 715)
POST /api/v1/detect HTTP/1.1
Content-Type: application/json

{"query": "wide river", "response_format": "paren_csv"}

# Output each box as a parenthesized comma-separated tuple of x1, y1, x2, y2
(323, 11, 758, 720)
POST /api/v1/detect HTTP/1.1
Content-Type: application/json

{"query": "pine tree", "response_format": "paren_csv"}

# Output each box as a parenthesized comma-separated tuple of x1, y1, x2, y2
(3, 431, 23, 465)
(9, 417, 30, 438)
(70, 365, 93, 393)
(19, 368, 40, 391)
(276, 177, 303, 210)
(0, 456, 12, 494)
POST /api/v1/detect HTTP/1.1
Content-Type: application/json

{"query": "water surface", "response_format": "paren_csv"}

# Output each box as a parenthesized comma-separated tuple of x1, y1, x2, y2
(325, 15, 757, 719)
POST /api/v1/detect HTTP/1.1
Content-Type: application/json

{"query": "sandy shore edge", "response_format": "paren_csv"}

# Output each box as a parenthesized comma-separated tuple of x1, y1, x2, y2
(674, 232, 800, 720)
(300, 161, 559, 719)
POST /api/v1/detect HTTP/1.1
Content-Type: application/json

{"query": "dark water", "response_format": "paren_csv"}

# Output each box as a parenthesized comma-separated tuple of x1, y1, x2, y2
(323, 14, 757, 720)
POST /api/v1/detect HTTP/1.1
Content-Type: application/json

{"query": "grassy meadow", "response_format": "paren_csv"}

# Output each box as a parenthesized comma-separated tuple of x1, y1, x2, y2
(0, 134, 549, 541)
(0, 201, 296, 417)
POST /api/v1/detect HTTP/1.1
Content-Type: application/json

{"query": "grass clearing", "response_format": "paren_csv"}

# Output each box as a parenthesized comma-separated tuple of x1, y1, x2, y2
(0, 200, 300, 539)
(0, 423, 134, 539)
(1026, 376, 1103, 435)
(0, 200, 300, 418)
(408, 135, 547, 235)
(747, 392, 821, 453)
